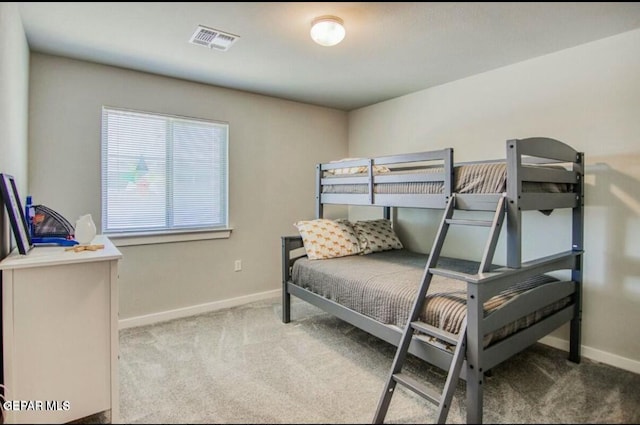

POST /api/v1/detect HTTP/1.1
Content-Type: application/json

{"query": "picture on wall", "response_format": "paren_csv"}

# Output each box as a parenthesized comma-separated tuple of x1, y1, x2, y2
(0, 173, 32, 255)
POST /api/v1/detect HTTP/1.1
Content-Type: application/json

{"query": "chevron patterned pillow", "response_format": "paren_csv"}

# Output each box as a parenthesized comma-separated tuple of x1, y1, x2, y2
(353, 219, 403, 254)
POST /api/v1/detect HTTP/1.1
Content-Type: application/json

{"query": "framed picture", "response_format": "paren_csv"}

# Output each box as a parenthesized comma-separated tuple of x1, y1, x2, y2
(0, 173, 32, 255)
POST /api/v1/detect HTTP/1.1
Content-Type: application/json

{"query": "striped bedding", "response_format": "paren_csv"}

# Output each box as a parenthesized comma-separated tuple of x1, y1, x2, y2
(291, 249, 571, 348)
(322, 162, 572, 195)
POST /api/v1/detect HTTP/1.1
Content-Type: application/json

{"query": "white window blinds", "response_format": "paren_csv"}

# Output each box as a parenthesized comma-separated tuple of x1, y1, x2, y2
(101, 107, 228, 235)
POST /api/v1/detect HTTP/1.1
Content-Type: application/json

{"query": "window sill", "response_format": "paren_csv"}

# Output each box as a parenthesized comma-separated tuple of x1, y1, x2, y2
(107, 228, 232, 247)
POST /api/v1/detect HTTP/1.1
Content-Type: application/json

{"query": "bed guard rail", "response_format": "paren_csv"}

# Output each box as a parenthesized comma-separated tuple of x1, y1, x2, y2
(429, 250, 582, 299)
(316, 148, 453, 216)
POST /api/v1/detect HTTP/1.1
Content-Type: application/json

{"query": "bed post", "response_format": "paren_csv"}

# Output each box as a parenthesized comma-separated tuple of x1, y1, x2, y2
(281, 236, 305, 324)
(282, 237, 292, 323)
(465, 283, 484, 424)
(444, 148, 453, 205)
(506, 139, 522, 268)
(569, 152, 584, 363)
(316, 163, 324, 219)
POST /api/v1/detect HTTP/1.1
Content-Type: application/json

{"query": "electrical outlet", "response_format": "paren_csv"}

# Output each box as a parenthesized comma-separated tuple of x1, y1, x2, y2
(234, 260, 242, 272)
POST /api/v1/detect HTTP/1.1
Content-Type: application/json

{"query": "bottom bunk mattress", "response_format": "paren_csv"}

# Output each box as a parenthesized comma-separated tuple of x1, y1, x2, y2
(291, 249, 571, 347)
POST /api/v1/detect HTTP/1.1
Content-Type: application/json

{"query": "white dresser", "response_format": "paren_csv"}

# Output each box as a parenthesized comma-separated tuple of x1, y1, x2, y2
(0, 235, 121, 424)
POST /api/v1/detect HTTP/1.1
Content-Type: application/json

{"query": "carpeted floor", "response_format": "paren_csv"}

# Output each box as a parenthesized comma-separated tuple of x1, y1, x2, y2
(116, 297, 640, 424)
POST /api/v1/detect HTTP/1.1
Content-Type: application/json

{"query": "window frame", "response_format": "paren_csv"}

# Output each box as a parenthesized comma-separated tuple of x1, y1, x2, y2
(101, 106, 231, 246)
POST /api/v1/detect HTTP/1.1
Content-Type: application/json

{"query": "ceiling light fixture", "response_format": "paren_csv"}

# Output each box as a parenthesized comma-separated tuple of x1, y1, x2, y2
(310, 16, 345, 47)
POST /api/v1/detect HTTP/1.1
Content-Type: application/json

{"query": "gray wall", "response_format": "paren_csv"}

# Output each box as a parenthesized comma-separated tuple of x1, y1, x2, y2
(28, 53, 348, 319)
(348, 29, 640, 367)
(0, 3, 29, 258)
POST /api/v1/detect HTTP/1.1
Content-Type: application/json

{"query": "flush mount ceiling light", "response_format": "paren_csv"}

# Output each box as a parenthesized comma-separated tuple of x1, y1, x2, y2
(310, 15, 345, 47)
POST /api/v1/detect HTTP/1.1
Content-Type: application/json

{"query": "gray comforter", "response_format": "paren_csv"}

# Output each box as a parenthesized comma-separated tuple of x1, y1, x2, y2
(292, 249, 569, 347)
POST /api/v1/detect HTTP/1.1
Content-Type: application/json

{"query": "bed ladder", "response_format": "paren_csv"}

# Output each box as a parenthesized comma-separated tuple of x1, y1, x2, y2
(373, 193, 505, 424)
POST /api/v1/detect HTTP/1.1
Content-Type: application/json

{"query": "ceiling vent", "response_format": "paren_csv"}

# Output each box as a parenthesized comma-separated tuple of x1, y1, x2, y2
(189, 25, 239, 51)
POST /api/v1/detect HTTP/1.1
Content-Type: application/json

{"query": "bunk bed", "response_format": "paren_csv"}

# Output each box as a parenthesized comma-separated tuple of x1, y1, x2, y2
(281, 137, 584, 424)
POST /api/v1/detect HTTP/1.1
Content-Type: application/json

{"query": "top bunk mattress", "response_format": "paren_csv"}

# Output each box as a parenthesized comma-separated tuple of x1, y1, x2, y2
(321, 161, 572, 195)
(291, 249, 570, 348)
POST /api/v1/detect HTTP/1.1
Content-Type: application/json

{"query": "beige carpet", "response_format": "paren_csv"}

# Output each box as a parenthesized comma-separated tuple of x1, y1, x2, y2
(116, 297, 640, 424)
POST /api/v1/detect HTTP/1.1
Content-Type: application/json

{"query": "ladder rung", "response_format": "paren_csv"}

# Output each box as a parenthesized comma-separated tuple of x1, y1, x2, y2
(392, 373, 441, 405)
(429, 267, 477, 282)
(411, 321, 459, 346)
(445, 218, 492, 227)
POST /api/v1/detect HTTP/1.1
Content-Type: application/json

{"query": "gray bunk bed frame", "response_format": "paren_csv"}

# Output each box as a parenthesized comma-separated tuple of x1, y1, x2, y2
(281, 137, 584, 424)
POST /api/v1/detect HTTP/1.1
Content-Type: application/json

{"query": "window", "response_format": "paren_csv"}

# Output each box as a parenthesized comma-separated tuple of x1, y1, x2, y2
(101, 107, 228, 237)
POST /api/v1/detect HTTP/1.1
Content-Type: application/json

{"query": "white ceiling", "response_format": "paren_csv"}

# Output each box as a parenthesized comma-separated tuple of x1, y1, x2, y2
(17, 2, 640, 111)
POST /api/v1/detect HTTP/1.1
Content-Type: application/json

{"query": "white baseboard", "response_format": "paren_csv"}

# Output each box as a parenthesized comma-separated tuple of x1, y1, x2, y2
(539, 335, 640, 375)
(119, 289, 280, 329)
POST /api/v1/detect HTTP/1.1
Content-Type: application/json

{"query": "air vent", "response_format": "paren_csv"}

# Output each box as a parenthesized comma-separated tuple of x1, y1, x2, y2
(189, 25, 239, 51)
